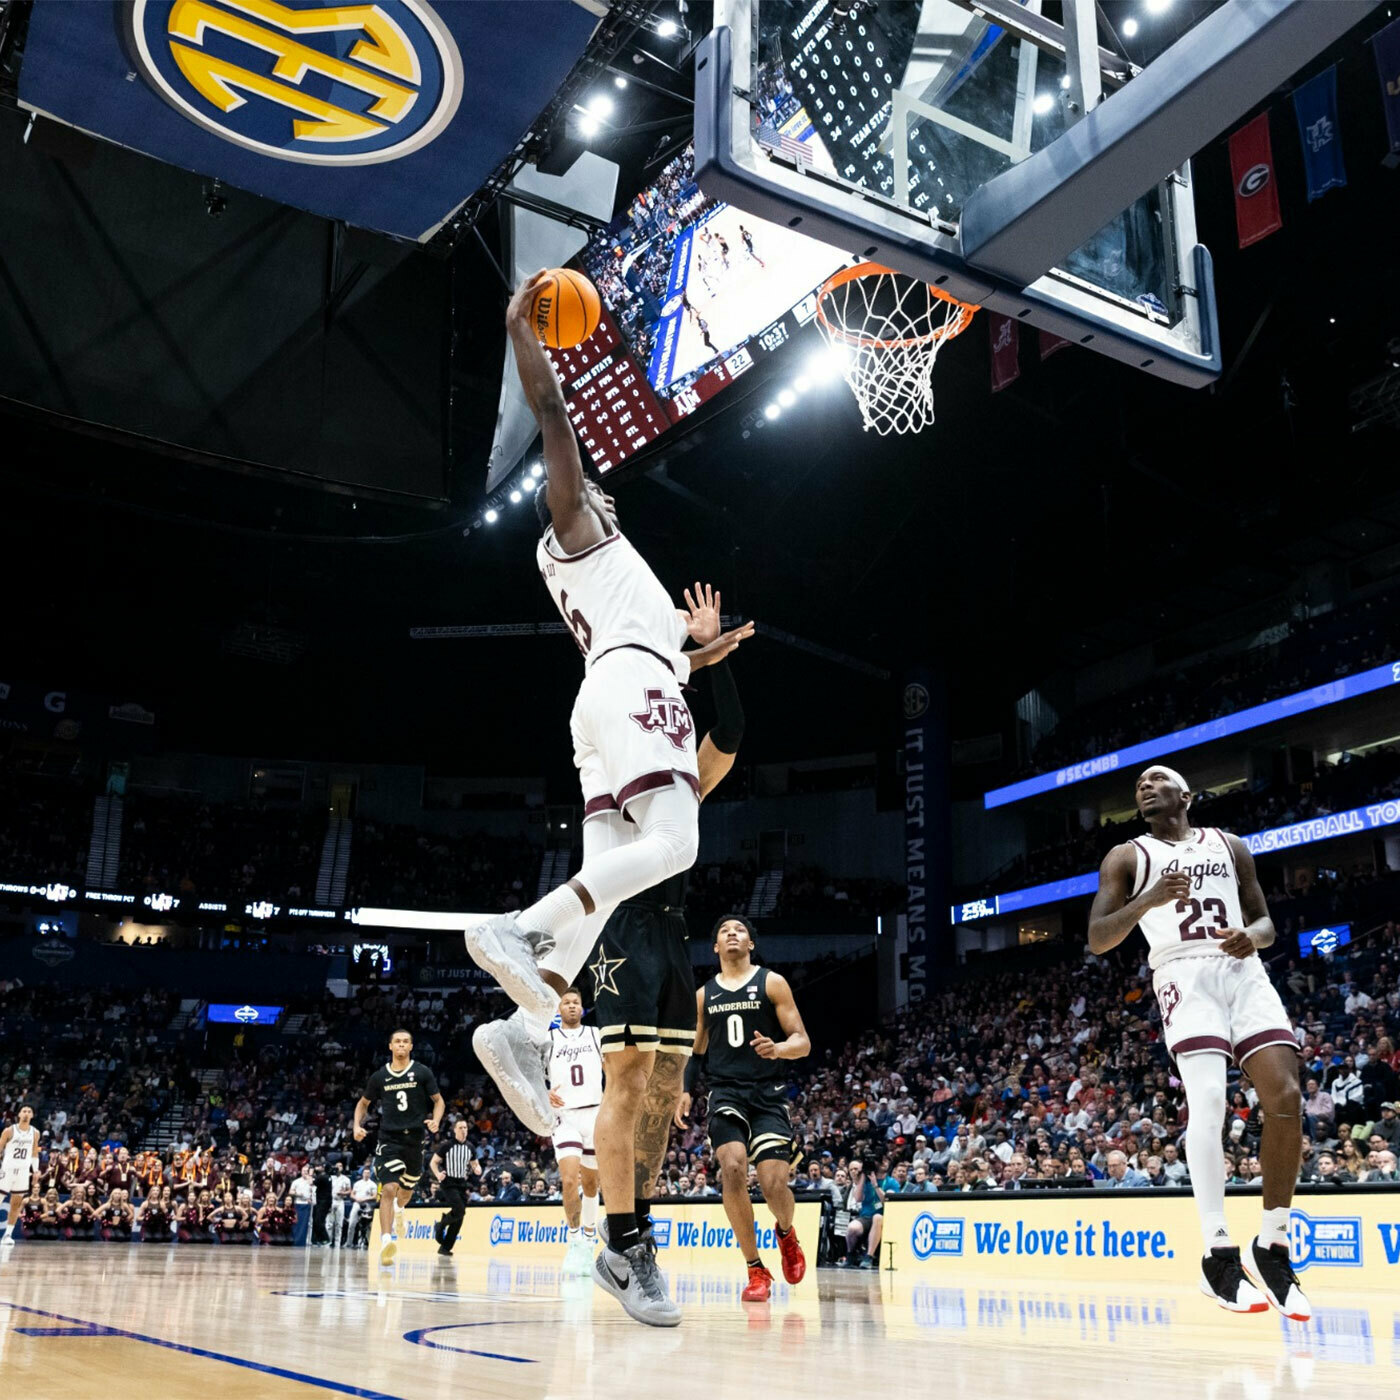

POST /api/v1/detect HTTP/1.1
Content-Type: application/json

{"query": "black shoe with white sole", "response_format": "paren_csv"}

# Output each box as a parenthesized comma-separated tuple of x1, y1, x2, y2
(1247, 1236, 1311, 1322)
(1200, 1245, 1267, 1313)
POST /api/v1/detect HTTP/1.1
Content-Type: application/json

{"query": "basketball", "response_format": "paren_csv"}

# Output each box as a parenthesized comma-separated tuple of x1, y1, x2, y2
(530, 268, 601, 349)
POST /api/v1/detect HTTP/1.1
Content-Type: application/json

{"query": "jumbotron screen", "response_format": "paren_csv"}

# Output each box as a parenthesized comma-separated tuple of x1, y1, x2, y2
(546, 144, 845, 473)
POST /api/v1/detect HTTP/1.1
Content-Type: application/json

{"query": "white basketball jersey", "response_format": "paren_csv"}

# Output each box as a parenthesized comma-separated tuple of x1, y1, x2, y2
(548, 1025, 604, 1109)
(1129, 827, 1246, 970)
(536, 524, 689, 681)
(2, 1125, 37, 1175)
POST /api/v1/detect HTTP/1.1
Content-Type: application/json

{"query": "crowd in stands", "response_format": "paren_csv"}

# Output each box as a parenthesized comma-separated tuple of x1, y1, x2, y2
(0, 771, 90, 884)
(347, 822, 539, 911)
(120, 793, 323, 902)
(1020, 586, 1400, 780)
(1003, 744, 1400, 894)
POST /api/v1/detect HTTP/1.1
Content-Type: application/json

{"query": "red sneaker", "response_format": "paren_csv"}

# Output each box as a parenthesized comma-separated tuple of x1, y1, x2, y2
(742, 1262, 773, 1302)
(777, 1227, 806, 1285)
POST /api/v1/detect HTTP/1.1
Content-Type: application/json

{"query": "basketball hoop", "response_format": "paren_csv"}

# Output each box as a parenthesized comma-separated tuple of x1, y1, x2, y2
(815, 263, 978, 435)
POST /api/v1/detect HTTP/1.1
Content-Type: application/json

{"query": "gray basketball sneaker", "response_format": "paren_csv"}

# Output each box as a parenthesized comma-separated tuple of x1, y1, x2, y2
(471, 1014, 553, 1136)
(593, 1241, 682, 1328)
(463, 913, 558, 1019)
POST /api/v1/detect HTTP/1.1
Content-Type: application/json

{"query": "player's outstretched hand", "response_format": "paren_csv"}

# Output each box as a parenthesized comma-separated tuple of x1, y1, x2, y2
(1218, 929, 1258, 959)
(548, 1089, 565, 1109)
(674, 1092, 692, 1130)
(352, 1124, 366, 1142)
(687, 621, 755, 671)
(506, 269, 548, 326)
(1145, 870, 1192, 908)
(682, 582, 722, 646)
(751, 1032, 779, 1060)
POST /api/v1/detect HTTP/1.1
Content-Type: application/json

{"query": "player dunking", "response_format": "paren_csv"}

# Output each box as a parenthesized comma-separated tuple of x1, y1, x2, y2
(676, 916, 809, 1301)
(1087, 765, 1309, 1320)
(0, 1105, 38, 1249)
(466, 271, 752, 1138)
(352, 1030, 444, 1268)
(549, 987, 603, 1275)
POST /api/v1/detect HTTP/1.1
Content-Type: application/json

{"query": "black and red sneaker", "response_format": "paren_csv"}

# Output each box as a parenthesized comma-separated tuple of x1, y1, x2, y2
(742, 1262, 773, 1302)
(777, 1226, 806, 1285)
(1199, 1245, 1267, 1313)
(1247, 1236, 1312, 1322)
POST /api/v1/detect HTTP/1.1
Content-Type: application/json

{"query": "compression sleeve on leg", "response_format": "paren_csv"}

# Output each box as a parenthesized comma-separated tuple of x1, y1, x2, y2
(1178, 1051, 1231, 1251)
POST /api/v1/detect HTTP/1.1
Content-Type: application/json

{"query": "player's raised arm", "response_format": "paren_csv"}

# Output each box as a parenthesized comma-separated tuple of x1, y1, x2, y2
(352, 1096, 371, 1142)
(1086, 845, 1191, 954)
(750, 972, 810, 1061)
(1218, 834, 1277, 958)
(505, 271, 604, 556)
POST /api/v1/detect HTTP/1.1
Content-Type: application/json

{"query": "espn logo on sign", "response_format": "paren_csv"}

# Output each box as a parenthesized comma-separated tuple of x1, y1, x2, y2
(488, 1215, 515, 1246)
(1289, 1210, 1362, 1270)
(911, 1213, 964, 1260)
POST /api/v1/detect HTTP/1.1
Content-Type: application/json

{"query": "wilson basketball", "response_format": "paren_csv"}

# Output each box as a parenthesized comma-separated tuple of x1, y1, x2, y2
(531, 268, 601, 349)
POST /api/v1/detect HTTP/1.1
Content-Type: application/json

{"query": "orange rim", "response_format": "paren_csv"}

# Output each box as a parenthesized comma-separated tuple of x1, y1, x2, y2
(816, 262, 979, 349)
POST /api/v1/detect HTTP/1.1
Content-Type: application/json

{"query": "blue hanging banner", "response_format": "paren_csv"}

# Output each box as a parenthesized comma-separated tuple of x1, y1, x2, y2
(1374, 15, 1400, 160)
(1292, 65, 1346, 202)
(16, 0, 599, 241)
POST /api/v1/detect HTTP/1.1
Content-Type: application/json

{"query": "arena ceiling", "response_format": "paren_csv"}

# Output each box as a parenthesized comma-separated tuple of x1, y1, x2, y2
(1, 2, 1397, 785)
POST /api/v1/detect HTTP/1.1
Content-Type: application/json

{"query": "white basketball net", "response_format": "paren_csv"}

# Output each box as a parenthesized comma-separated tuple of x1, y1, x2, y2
(816, 268, 977, 436)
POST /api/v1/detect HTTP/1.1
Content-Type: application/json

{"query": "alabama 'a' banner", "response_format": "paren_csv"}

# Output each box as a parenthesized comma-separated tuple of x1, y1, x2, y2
(989, 314, 1019, 392)
(1228, 112, 1283, 249)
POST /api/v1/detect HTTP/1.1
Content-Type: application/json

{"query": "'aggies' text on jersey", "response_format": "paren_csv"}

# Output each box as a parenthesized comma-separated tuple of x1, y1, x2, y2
(548, 1024, 604, 1109)
(1130, 827, 1247, 970)
(537, 521, 689, 676)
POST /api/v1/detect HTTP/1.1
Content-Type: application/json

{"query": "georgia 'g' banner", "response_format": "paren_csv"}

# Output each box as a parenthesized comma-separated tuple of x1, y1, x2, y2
(1227, 112, 1282, 250)
(17, 0, 599, 241)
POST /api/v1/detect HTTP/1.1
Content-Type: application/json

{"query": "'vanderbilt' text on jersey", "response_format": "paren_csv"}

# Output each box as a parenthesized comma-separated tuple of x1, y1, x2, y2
(536, 522, 689, 678)
(1129, 827, 1247, 970)
(364, 1060, 439, 1136)
(703, 967, 785, 1090)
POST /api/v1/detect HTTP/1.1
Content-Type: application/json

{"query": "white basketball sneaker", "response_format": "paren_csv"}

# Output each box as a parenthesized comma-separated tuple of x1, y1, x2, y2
(463, 913, 558, 1019)
(471, 1013, 553, 1135)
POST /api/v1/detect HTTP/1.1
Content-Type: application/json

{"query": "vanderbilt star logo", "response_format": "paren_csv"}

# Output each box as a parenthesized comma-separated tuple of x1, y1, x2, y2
(589, 946, 627, 998)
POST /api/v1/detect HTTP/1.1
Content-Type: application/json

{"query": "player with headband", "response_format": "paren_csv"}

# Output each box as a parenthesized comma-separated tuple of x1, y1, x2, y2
(1086, 765, 1309, 1320)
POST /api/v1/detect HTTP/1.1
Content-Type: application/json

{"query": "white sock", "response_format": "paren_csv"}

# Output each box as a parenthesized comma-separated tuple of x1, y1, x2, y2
(518, 1004, 554, 1043)
(1260, 1206, 1291, 1250)
(1178, 1052, 1231, 1251)
(517, 883, 587, 941)
(581, 1192, 598, 1234)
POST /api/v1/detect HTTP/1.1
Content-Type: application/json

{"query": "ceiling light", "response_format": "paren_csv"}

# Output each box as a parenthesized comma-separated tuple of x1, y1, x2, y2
(509, 490, 522, 504)
(764, 403, 781, 420)
(778, 388, 796, 408)
(522, 477, 537, 493)
(530, 462, 543, 477)
(614, 76, 628, 89)
(1144, 0, 1172, 13)
(578, 113, 600, 137)
(657, 18, 679, 37)
(484, 509, 498, 524)
(1121, 17, 1139, 37)
(793, 374, 811, 393)
(1032, 93, 1054, 115)
(1061, 75, 1072, 90)
(586, 93, 614, 119)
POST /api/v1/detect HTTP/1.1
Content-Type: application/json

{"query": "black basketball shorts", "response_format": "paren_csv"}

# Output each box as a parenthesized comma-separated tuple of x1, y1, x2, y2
(373, 1133, 424, 1189)
(707, 1083, 798, 1167)
(589, 902, 695, 1058)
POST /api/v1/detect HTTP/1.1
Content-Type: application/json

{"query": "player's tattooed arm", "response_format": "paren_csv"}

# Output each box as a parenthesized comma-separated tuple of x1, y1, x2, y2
(1086, 846, 1191, 954)
(1218, 834, 1276, 958)
(505, 271, 603, 554)
(634, 1053, 685, 1199)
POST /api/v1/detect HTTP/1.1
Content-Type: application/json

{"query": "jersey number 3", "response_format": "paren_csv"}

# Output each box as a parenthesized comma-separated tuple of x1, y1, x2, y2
(395, 1090, 409, 1112)
(1176, 896, 1228, 941)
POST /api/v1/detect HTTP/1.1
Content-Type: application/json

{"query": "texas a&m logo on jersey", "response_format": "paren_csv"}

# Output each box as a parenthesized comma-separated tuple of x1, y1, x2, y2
(629, 689, 694, 751)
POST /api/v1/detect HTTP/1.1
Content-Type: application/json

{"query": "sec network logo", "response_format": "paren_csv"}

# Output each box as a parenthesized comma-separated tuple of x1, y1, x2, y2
(911, 1213, 963, 1260)
(650, 1218, 673, 1248)
(1290, 1209, 1362, 1270)
(128, 0, 463, 165)
(488, 1215, 515, 1247)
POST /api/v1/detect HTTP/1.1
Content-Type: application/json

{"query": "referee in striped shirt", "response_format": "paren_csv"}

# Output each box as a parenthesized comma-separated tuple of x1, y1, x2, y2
(429, 1119, 476, 1256)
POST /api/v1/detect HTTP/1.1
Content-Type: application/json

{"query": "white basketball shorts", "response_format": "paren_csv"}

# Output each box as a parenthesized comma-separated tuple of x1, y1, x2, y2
(0, 1163, 31, 1195)
(1152, 954, 1298, 1065)
(552, 1106, 599, 1166)
(571, 647, 699, 820)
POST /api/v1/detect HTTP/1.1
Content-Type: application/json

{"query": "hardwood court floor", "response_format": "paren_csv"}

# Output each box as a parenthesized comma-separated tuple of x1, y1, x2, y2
(0, 1243, 1391, 1398)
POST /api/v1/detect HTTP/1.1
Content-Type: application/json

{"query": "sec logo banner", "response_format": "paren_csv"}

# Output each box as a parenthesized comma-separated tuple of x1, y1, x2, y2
(126, 0, 463, 165)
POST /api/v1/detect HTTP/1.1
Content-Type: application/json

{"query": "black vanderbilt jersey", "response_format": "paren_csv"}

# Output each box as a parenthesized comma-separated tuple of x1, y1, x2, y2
(363, 1060, 439, 1136)
(702, 966, 785, 1091)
